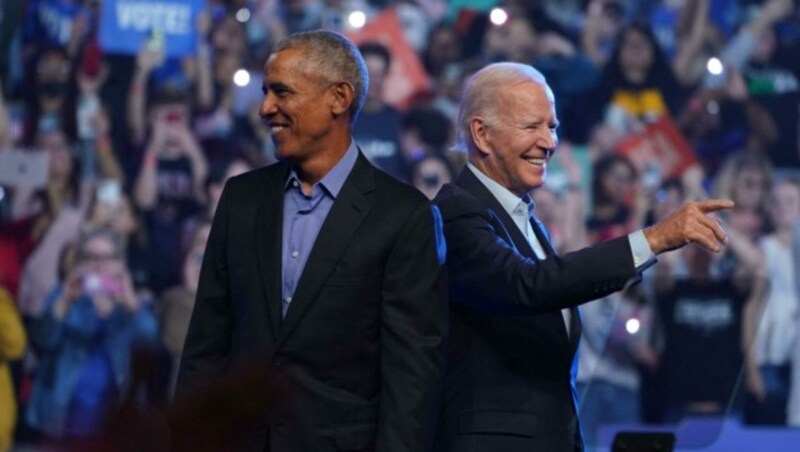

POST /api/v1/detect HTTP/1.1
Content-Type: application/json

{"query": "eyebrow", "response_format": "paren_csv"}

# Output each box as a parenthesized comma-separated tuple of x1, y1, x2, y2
(522, 118, 560, 128)
(262, 82, 293, 94)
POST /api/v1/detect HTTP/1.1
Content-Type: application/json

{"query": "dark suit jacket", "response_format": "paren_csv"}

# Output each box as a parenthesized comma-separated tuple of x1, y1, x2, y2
(432, 168, 639, 451)
(178, 153, 448, 452)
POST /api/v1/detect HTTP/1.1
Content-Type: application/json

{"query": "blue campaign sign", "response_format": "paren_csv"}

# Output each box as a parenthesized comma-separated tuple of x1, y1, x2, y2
(98, 0, 205, 57)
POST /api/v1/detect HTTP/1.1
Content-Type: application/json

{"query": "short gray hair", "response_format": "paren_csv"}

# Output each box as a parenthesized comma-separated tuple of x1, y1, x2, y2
(454, 62, 549, 153)
(273, 30, 369, 123)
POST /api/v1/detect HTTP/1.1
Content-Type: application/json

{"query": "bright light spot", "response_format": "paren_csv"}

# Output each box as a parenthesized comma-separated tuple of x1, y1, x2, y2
(236, 7, 251, 23)
(707, 57, 724, 75)
(626, 318, 641, 334)
(348, 11, 367, 29)
(489, 7, 508, 26)
(233, 69, 250, 87)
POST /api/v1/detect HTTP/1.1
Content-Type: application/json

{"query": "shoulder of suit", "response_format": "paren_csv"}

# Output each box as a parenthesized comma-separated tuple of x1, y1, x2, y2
(370, 167, 430, 207)
(433, 183, 485, 219)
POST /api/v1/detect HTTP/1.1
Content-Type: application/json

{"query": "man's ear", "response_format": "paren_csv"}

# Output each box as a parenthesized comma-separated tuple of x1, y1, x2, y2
(329, 82, 355, 117)
(469, 116, 493, 156)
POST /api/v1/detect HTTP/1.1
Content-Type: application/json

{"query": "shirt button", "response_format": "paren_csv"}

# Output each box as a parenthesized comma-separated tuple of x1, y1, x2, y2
(285, 297, 292, 303)
(292, 180, 299, 187)
(291, 250, 299, 258)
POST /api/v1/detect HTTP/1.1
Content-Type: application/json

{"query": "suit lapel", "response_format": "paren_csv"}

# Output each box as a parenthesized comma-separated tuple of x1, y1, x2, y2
(275, 153, 375, 349)
(531, 215, 582, 353)
(254, 163, 290, 342)
(456, 168, 537, 260)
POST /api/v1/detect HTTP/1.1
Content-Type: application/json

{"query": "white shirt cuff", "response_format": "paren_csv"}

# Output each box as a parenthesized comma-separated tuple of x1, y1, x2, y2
(628, 229, 657, 272)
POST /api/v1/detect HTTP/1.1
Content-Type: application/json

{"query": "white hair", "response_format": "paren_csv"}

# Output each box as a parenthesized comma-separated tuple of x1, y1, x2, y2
(453, 62, 549, 153)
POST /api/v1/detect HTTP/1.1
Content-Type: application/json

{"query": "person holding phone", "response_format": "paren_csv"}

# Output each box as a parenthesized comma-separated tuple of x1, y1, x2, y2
(25, 227, 158, 439)
(133, 88, 208, 293)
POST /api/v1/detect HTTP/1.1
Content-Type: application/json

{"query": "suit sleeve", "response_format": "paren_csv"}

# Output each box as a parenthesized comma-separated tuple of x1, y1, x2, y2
(377, 203, 448, 452)
(176, 183, 233, 396)
(437, 192, 639, 315)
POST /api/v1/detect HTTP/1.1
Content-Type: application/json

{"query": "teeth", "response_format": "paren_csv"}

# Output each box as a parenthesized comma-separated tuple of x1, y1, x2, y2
(271, 126, 286, 133)
(525, 158, 546, 166)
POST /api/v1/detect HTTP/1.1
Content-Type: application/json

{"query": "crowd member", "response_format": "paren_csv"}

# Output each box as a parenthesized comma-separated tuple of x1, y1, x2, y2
(352, 42, 407, 180)
(589, 23, 686, 137)
(422, 23, 464, 83)
(26, 228, 158, 440)
(716, 0, 798, 168)
(132, 88, 208, 293)
(654, 242, 752, 421)
(0, 286, 26, 451)
(16, 129, 86, 320)
(744, 178, 800, 424)
(180, 157, 252, 262)
(399, 105, 453, 168)
(586, 154, 643, 244)
(193, 11, 250, 156)
(576, 289, 656, 451)
(790, 215, 800, 426)
(22, 47, 77, 145)
(410, 152, 455, 200)
(713, 150, 773, 242)
(160, 221, 210, 398)
(82, 188, 150, 291)
(678, 68, 778, 178)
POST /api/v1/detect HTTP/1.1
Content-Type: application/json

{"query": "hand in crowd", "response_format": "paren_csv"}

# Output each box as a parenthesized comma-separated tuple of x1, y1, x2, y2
(644, 199, 734, 254)
(149, 110, 198, 157)
(136, 42, 165, 75)
(725, 69, 750, 102)
(761, 0, 795, 24)
(53, 260, 139, 320)
(537, 32, 576, 58)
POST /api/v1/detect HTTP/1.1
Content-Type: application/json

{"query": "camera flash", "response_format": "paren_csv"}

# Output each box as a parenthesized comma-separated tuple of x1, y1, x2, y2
(233, 69, 250, 87)
(625, 318, 641, 334)
(706, 57, 723, 76)
(236, 7, 251, 23)
(490, 8, 508, 26)
(348, 11, 367, 29)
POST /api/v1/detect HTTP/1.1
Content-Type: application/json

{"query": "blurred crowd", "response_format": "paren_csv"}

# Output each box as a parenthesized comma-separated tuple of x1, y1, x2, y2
(0, 0, 799, 450)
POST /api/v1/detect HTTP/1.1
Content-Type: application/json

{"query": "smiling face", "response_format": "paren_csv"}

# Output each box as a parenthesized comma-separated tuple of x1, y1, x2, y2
(471, 79, 559, 196)
(259, 47, 341, 163)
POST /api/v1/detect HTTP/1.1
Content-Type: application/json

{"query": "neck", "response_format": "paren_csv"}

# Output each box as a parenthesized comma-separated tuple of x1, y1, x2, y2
(295, 135, 351, 195)
(470, 157, 527, 198)
(624, 68, 647, 84)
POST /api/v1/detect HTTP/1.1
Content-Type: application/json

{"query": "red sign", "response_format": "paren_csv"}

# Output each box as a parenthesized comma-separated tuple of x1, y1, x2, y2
(616, 115, 699, 179)
(346, 8, 431, 110)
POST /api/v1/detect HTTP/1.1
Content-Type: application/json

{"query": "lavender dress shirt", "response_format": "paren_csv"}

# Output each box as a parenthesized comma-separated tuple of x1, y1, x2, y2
(281, 142, 359, 318)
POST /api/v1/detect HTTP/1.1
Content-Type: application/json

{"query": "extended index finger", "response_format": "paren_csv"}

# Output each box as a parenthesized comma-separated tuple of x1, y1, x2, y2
(696, 199, 735, 213)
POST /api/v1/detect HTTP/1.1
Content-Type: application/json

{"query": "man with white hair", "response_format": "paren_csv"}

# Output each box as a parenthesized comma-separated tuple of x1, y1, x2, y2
(432, 62, 733, 451)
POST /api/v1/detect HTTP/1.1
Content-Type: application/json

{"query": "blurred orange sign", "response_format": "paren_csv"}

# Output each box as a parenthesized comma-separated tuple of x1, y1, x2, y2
(346, 8, 430, 110)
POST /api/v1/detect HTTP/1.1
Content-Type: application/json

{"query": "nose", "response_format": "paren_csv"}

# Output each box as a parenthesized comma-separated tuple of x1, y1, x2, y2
(259, 91, 278, 118)
(538, 128, 558, 155)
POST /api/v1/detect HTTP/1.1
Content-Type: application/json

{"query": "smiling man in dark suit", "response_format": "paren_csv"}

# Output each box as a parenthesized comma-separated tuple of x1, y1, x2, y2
(432, 62, 733, 451)
(177, 30, 448, 452)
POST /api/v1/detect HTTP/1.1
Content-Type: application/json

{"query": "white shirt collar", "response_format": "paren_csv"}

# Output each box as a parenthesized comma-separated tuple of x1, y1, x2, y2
(466, 163, 532, 219)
